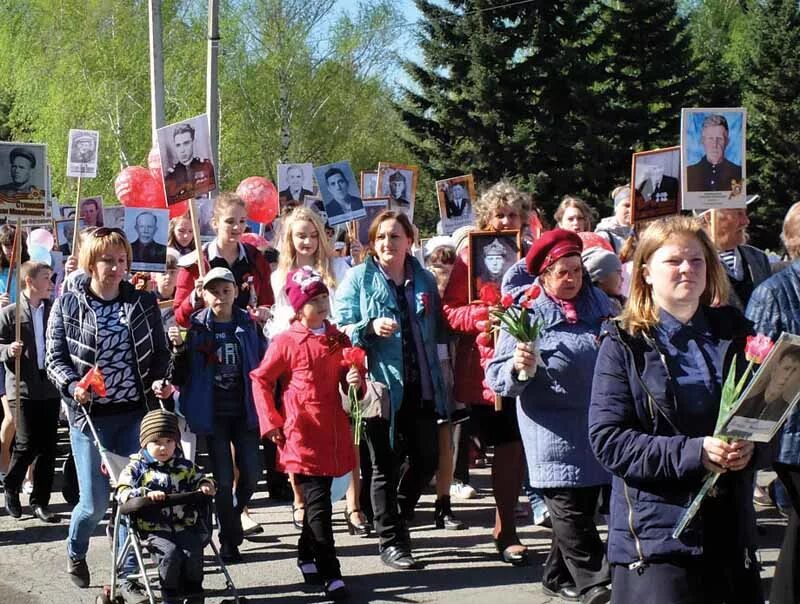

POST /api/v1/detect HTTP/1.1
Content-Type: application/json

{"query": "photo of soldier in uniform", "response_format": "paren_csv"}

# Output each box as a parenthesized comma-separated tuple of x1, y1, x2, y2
(722, 334, 800, 443)
(437, 174, 477, 235)
(467, 230, 521, 302)
(631, 147, 681, 222)
(377, 162, 418, 220)
(277, 163, 315, 209)
(157, 114, 217, 205)
(0, 143, 48, 204)
(66, 129, 99, 178)
(313, 161, 366, 227)
(124, 207, 169, 272)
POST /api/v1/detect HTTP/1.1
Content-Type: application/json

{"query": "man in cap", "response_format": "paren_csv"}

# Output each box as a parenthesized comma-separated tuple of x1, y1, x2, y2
(73, 134, 96, 164)
(164, 123, 216, 203)
(0, 147, 43, 199)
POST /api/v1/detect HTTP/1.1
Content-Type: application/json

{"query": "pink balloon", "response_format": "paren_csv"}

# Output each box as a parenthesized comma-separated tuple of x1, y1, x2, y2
(578, 231, 614, 253)
(236, 177, 279, 224)
(29, 228, 55, 250)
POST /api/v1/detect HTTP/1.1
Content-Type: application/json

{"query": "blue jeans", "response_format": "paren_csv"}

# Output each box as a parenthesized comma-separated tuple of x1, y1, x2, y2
(68, 409, 143, 575)
(206, 416, 261, 547)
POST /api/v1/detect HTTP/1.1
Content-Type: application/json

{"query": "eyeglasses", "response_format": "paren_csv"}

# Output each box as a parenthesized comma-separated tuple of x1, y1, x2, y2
(91, 227, 126, 238)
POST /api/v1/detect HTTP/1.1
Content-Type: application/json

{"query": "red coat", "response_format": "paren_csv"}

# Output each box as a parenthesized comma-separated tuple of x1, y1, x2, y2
(250, 321, 356, 477)
(173, 242, 274, 328)
(442, 247, 495, 406)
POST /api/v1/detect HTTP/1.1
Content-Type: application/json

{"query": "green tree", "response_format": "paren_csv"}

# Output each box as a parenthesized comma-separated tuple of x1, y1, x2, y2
(741, 0, 800, 250)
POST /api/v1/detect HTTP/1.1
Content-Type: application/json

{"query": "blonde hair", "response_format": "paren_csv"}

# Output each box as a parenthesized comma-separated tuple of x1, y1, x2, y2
(553, 195, 595, 231)
(620, 215, 729, 336)
(474, 180, 531, 230)
(276, 207, 336, 289)
(782, 201, 800, 260)
(79, 228, 132, 274)
(212, 192, 246, 222)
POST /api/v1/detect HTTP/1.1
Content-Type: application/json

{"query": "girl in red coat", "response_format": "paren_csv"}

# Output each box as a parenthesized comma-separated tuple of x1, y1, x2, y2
(250, 266, 360, 602)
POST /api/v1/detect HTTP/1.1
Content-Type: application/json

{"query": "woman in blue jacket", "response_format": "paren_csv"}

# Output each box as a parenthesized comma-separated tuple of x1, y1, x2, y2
(335, 210, 449, 571)
(589, 216, 765, 603)
(486, 229, 614, 604)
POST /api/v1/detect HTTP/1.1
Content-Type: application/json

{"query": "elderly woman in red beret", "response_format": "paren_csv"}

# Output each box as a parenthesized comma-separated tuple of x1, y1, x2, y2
(486, 229, 615, 604)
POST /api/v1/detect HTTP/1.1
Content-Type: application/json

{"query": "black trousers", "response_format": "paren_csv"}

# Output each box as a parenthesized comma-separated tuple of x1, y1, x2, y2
(451, 420, 470, 485)
(540, 486, 610, 595)
(295, 474, 341, 582)
(362, 411, 438, 550)
(143, 529, 205, 602)
(4, 397, 60, 507)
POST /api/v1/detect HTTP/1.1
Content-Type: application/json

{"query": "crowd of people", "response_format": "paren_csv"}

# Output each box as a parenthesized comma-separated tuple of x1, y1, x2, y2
(0, 179, 799, 604)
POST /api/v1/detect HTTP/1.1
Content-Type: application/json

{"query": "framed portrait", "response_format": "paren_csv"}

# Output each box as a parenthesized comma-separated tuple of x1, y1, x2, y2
(437, 174, 477, 235)
(313, 161, 366, 227)
(124, 207, 170, 272)
(156, 114, 217, 205)
(360, 170, 378, 198)
(720, 333, 800, 443)
(630, 147, 681, 223)
(277, 163, 315, 209)
(54, 218, 85, 257)
(103, 205, 125, 230)
(194, 195, 216, 242)
(467, 230, 522, 302)
(0, 142, 48, 218)
(79, 196, 104, 228)
(377, 162, 418, 220)
(66, 129, 100, 178)
(681, 107, 746, 210)
(358, 198, 389, 243)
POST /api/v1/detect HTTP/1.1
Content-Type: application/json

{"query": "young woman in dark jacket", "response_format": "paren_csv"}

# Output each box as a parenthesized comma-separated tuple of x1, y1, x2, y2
(589, 216, 768, 604)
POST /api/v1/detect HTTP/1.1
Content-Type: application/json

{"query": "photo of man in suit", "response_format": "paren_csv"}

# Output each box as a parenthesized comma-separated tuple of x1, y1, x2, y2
(735, 347, 800, 424)
(637, 163, 679, 204)
(686, 114, 742, 192)
(130, 211, 168, 266)
(322, 168, 364, 220)
(163, 123, 216, 204)
(0, 147, 44, 200)
(446, 182, 472, 218)
(279, 165, 314, 207)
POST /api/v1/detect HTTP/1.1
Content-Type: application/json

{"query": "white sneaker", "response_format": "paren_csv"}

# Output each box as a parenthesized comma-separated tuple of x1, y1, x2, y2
(450, 481, 477, 500)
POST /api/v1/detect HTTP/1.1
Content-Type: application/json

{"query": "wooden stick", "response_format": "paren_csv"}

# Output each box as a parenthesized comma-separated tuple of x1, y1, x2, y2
(14, 217, 22, 393)
(494, 330, 502, 411)
(710, 208, 718, 248)
(188, 198, 206, 277)
(347, 220, 362, 265)
(4, 222, 20, 296)
(71, 176, 82, 254)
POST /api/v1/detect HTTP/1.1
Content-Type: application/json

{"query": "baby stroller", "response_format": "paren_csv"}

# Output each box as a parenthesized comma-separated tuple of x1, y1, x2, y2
(79, 409, 246, 604)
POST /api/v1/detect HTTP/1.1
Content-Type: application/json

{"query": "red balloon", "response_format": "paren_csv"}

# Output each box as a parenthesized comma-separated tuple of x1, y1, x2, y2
(578, 231, 614, 253)
(147, 147, 163, 181)
(236, 176, 279, 224)
(115, 166, 167, 209)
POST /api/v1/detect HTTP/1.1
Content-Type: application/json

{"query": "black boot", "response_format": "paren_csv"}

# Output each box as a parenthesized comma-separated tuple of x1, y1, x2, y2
(434, 496, 467, 530)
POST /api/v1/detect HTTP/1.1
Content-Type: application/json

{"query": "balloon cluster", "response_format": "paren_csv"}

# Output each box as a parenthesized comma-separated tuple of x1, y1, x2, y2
(28, 228, 54, 266)
(114, 148, 188, 219)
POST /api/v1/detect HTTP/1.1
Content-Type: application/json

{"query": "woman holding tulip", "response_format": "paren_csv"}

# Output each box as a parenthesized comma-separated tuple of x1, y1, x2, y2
(486, 228, 615, 604)
(588, 216, 768, 603)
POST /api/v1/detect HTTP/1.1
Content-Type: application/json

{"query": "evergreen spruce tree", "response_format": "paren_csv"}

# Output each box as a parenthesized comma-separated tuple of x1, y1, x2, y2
(742, 0, 800, 250)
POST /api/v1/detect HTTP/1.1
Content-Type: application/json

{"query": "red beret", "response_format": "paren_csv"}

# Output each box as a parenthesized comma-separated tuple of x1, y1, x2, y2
(525, 228, 584, 276)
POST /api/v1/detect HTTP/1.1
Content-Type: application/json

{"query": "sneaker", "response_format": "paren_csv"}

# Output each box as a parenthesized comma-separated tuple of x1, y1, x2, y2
(532, 502, 552, 528)
(450, 480, 477, 500)
(66, 557, 90, 588)
(118, 579, 149, 604)
(22, 480, 33, 495)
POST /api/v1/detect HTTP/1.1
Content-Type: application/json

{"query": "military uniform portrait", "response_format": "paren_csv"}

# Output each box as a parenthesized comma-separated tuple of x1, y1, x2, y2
(66, 129, 100, 178)
(377, 162, 419, 220)
(0, 143, 48, 205)
(277, 163, 315, 210)
(156, 114, 217, 205)
(437, 174, 477, 235)
(313, 161, 366, 227)
(467, 230, 521, 301)
(631, 146, 681, 222)
(124, 207, 170, 272)
(681, 108, 747, 210)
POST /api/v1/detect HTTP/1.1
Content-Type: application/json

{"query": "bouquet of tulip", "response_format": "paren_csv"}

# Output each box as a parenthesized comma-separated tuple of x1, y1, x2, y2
(672, 334, 775, 539)
(341, 347, 367, 445)
(478, 282, 543, 381)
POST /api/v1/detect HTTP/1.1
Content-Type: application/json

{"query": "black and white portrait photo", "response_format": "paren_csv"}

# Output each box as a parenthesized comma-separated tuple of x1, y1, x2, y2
(0, 143, 48, 206)
(79, 196, 104, 228)
(124, 207, 169, 272)
(156, 114, 217, 205)
(360, 171, 378, 198)
(722, 334, 800, 443)
(377, 162, 418, 220)
(467, 230, 521, 302)
(55, 218, 85, 257)
(103, 205, 125, 230)
(313, 161, 366, 226)
(681, 107, 747, 210)
(304, 196, 329, 225)
(66, 129, 99, 178)
(277, 163, 315, 209)
(437, 174, 476, 235)
(631, 147, 681, 222)
(358, 198, 389, 244)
